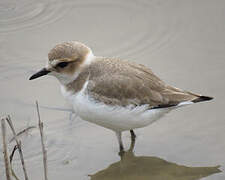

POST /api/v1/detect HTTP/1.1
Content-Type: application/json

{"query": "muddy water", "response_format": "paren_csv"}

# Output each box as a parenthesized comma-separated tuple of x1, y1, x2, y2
(0, 0, 225, 179)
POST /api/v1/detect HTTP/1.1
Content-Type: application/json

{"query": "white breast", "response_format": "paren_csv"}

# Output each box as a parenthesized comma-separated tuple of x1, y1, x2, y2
(61, 81, 172, 132)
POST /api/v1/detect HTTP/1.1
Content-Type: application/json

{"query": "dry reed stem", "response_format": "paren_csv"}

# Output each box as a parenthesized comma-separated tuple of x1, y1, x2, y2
(9, 126, 36, 143)
(36, 101, 48, 180)
(1, 118, 12, 180)
(6, 115, 29, 180)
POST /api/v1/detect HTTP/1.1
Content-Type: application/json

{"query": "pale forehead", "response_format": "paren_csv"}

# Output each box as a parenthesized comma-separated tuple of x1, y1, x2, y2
(48, 41, 91, 61)
(47, 59, 61, 67)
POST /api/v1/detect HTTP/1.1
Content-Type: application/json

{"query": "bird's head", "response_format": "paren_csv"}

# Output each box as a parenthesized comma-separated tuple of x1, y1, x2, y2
(29, 41, 94, 84)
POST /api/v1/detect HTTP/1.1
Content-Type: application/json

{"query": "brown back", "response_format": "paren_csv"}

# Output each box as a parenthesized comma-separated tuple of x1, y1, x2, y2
(68, 57, 199, 108)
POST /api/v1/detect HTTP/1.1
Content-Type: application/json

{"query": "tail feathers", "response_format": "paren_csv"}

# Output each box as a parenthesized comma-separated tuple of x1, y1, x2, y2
(192, 96, 213, 103)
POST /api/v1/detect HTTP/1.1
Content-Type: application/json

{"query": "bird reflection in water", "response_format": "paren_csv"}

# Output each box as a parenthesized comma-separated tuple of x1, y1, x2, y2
(90, 134, 221, 180)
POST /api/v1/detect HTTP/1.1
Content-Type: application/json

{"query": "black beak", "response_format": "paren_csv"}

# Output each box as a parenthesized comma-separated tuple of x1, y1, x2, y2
(29, 68, 50, 80)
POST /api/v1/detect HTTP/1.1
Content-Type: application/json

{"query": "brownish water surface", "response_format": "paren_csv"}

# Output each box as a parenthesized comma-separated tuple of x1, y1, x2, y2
(0, 0, 225, 179)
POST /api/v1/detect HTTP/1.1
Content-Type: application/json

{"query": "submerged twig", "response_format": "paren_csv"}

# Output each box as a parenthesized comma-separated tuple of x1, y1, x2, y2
(6, 115, 29, 180)
(1, 118, 12, 180)
(36, 101, 48, 180)
(9, 144, 18, 163)
(9, 144, 20, 180)
(11, 169, 20, 180)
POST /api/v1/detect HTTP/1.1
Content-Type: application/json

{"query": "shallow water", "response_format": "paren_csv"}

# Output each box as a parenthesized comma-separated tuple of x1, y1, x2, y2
(0, 0, 225, 179)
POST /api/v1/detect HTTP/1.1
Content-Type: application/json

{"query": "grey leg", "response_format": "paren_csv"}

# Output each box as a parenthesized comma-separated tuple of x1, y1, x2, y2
(115, 131, 124, 152)
(130, 129, 136, 142)
(129, 130, 136, 151)
(69, 112, 73, 121)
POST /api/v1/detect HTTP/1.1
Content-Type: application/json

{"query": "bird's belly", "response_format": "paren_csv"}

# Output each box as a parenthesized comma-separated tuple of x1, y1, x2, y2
(64, 90, 171, 131)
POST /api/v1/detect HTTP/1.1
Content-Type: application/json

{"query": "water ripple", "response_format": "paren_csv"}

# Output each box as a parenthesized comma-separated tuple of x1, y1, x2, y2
(62, 0, 184, 57)
(0, 0, 70, 33)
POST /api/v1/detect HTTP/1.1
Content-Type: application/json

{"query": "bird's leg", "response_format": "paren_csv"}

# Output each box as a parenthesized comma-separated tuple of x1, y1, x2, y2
(115, 131, 124, 153)
(130, 129, 136, 142)
(69, 112, 73, 121)
(129, 129, 136, 151)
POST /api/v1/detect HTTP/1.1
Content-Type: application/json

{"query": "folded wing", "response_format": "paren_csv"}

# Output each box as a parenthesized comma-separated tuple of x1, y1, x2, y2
(87, 58, 210, 109)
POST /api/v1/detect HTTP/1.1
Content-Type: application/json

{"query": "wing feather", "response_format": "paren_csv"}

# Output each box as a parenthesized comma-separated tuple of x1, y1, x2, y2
(86, 58, 198, 108)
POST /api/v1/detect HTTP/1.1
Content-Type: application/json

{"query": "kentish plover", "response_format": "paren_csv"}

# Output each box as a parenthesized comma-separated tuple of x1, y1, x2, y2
(30, 41, 213, 153)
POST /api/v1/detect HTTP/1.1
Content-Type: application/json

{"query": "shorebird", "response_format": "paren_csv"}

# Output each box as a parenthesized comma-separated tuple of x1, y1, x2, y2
(29, 41, 213, 153)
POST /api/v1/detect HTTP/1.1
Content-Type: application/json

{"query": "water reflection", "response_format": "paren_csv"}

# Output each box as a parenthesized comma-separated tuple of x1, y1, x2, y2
(91, 140, 221, 180)
(90, 151, 221, 180)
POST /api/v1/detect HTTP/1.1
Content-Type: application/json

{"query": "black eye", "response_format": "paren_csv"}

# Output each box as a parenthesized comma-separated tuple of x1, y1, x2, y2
(57, 62, 69, 68)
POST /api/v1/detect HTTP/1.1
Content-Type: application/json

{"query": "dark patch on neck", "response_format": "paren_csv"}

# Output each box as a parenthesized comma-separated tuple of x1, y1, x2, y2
(65, 67, 90, 94)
